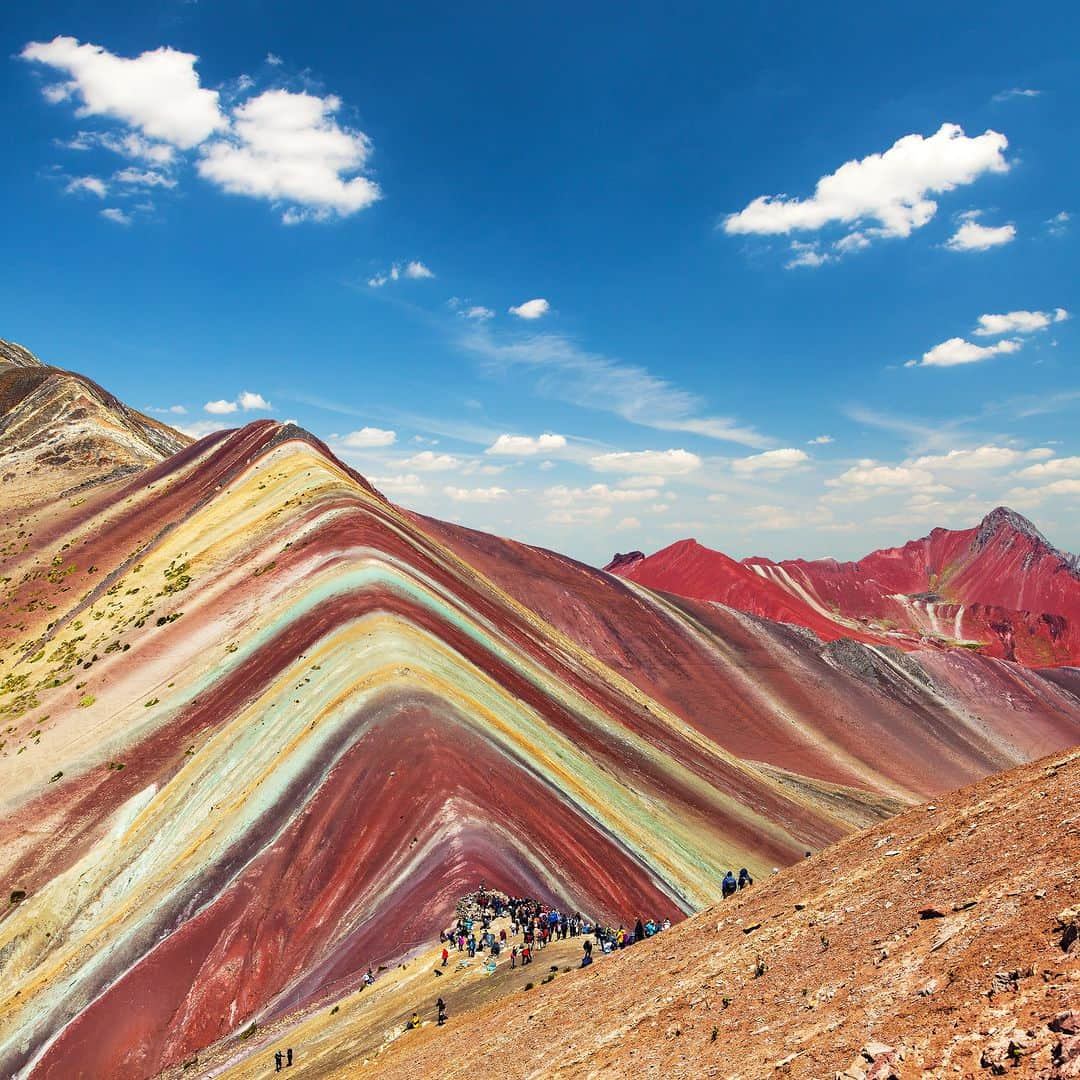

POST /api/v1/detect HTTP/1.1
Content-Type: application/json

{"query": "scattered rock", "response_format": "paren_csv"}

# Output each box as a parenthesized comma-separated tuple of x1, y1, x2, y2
(952, 899, 978, 911)
(981, 1028, 1035, 1074)
(1058, 907, 1080, 953)
(988, 969, 1022, 997)
(919, 907, 946, 919)
(1051, 1012, 1080, 1036)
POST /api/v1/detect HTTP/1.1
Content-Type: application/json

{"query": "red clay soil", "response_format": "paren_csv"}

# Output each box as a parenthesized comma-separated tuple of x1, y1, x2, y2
(373, 748, 1080, 1080)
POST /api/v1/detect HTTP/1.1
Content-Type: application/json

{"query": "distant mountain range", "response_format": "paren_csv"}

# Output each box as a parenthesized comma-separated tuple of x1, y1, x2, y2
(1, 337, 1078, 1078)
(607, 505, 1080, 666)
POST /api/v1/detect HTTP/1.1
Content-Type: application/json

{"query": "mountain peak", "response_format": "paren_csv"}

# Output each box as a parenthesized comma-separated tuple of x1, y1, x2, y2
(0, 338, 44, 368)
(973, 505, 1051, 551)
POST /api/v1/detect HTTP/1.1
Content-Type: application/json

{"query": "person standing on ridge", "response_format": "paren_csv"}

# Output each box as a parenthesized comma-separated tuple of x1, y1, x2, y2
(286, 1049, 293, 1067)
(274, 1051, 283, 1072)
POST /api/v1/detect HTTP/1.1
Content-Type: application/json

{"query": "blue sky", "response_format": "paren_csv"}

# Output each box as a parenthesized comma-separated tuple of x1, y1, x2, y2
(3, 1, 1078, 565)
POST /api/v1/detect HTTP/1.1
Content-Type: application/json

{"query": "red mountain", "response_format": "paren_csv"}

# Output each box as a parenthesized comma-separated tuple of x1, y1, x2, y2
(605, 507, 1080, 666)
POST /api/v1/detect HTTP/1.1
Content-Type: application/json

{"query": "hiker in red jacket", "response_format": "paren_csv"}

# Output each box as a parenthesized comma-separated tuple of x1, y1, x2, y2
(441, 947, 449, 967)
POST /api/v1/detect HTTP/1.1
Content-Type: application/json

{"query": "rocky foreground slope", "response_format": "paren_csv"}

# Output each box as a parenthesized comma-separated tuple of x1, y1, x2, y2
(607, 509, 1080, 667)
(366, 749, 1080, 1080)
(0, 344, 1078, 1077)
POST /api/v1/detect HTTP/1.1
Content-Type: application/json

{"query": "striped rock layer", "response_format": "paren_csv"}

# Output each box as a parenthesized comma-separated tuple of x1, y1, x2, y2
(0, 420, 1078, 1078)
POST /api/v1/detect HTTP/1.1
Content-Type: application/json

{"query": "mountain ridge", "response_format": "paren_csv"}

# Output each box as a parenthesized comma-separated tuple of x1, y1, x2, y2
(607, 507, 1080, 666)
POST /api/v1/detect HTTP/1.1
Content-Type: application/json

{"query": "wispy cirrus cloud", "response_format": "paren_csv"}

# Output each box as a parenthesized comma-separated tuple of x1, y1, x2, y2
(458, 326, 773, 448)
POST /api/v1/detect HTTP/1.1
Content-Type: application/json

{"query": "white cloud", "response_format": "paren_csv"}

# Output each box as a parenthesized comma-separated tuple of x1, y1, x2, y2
(66, 175, 106, 197)
(266, 53, 283, 66)
(834, 231, 870, 253)
(342, 426, 396, 448)
(723, 123, 1009, 241)
(464, 305, 494, 321)
(743, 504, 803, 530)
(945, 217, 1016, 251)
(1046, 211, 1070, 237)
(485, 433, 567, 457)
(544, 484, 660, 506)
(548, 506, 612, 525)
(461, 328, 771, 447)
(198, 89, 380, 221)
(21, 36, 226, 148)
(828, 460, 942, 490)
(149, 404, 187, 416)
(66, 130, 175, 164)
(807, 434, 834, 445)
(618, 474, 666, 489)
(973, 308, 1068, 336)
(237, 390, 271, 410)
(100, 207, 131, 225)
(369, 260, 434, 287)
(785, 241, 833, 269)
(508, 298, 550, 320)
(444, 485, 509, 502)
(178, 419, 226, 439)
(992, 88, 1041, 102)
(370, 473, 426, 497)
(1006, 478, 1080, 507)
(204, 391, 272, 415)
(910, 446, 1053, 471)
(732, 447, 809, 473)
(590, 449, 702, 475)
(908, 336, 1022, 369)
(402, 451, 460, 471)
(1016, 456, 1080, 479)
(114, 167, 176, 188)
(616, 516, 642, 531)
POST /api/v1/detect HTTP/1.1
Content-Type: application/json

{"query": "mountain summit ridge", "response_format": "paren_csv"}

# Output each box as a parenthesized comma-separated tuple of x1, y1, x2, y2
(607, 505, 1080, 665)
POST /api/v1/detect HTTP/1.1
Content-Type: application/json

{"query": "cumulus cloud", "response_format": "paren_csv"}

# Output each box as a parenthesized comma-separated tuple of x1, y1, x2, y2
(485, 433, 567, 456)
(544, 484, 660, 505)
(204, 398, 238, 415)
(341, 426, 396, 448)
(21, 36, 226, 148)
(402, 451, 460, 471)
(198, 89, 380, 222)
(973, 309, 1068, 336)
(808, 435, 834, 445)
(945, 216, 1016, 251)
(100, 207, 131, 225)
(444, 486, 509, 502)
(828, 460, 942, 491)
(368, 260, 434, 287)
(370, 473, 426, 497)
(1015, 456, 1080, 479)
(723, 123, 1009, 242)
(590, 449, 702, 476)
(149, 404, 187, 415)
(508, 298, 550, 320)
(66, 175, 106, 197)
(616, 516, 642, 531)
(731, 447, 809, 473)
(237, 391, 270, 410)
(907, 336, 1021, 369)
(1006, 478, 1080, 507)
(909, 446, 1053, 471)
